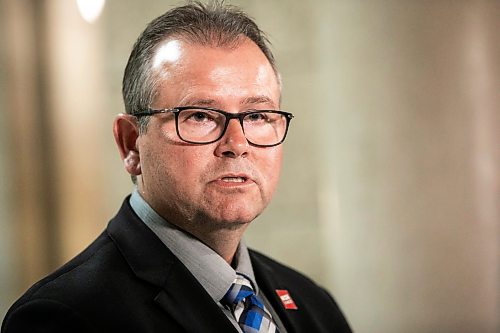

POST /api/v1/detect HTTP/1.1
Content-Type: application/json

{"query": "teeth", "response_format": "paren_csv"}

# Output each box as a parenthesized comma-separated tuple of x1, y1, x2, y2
(222, 177, 245, 183)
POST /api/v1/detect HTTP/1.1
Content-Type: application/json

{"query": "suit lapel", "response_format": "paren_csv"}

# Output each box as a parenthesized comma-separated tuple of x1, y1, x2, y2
(107, 199, 237, 333)
(154, 260, 236, 333)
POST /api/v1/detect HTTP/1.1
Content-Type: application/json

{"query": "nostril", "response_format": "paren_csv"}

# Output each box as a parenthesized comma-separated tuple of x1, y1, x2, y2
(221, 150, 248, 158)
(222, 151, 236, 158)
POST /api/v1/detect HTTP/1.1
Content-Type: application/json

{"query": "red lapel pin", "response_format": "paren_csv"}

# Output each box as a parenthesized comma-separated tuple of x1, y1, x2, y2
(275, 289, 298, 310)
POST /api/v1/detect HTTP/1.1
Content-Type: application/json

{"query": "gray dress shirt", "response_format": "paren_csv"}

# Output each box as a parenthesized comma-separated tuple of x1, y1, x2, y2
(129, 189, 287, 332)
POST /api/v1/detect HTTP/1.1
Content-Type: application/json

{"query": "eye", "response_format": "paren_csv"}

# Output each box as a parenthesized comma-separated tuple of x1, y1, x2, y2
(179, 109, 216, 123)
(190, 111, 211, 122)
(246, 112, 269, 122)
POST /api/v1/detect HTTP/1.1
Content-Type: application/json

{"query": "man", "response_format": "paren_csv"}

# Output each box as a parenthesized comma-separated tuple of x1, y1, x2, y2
(2, 2, 351, 332)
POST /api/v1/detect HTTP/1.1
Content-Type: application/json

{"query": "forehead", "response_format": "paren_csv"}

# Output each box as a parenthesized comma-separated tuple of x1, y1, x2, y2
(150, 37, 281, 108)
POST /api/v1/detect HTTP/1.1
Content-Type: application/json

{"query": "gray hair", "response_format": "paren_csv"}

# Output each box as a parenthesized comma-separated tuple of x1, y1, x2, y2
(122, 1, 279, 133)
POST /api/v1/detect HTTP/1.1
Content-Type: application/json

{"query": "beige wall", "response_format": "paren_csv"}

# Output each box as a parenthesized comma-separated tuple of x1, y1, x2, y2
(312, 2, 499, 332)
(0, 1, 498, 332)
(0, 0, 17, 316)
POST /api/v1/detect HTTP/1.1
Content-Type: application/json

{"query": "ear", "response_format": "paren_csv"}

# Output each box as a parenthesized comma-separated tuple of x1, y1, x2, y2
(113, 114, 142, 176)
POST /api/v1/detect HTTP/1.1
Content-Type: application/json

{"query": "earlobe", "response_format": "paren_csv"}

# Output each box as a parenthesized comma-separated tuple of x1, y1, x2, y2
(113, 114, 142, 176)
(124, 150, 142, 176)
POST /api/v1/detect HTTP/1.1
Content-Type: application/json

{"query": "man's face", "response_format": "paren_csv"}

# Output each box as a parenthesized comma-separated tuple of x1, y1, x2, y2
(135, 38, 282, 231)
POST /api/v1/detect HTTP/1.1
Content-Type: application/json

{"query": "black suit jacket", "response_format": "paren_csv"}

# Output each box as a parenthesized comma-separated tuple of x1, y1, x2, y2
(2, 199, 352, 333)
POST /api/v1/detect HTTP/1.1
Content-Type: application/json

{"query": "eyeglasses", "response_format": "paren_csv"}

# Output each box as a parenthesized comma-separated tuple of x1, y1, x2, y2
(134, 106, 294, 147)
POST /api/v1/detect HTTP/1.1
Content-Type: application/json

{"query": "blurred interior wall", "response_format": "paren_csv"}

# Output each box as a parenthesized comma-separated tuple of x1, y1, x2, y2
(1, 0, 56, 307)
(313, 2, 499, 332)
(0, 0, 16, 317)
(0, 1, 498, 332)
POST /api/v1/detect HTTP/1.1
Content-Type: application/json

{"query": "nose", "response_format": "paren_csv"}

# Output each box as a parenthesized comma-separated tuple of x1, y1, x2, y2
(214, 118, 249, 158)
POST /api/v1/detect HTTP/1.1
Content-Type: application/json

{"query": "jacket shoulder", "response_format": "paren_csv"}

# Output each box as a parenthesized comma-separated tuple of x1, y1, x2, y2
(2, 232, 119, 332)
(15, 232, 119, 304)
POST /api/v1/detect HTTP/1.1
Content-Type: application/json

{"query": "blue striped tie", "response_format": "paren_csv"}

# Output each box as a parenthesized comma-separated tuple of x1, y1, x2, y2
(223, 274, 279, 333)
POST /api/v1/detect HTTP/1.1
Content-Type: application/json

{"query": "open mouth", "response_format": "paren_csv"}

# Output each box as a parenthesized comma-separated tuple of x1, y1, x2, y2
(221, 176, 247, 183)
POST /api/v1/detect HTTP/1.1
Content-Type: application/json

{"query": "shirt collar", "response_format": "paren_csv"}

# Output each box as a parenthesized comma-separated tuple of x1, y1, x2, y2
(129, 189, 258, 301)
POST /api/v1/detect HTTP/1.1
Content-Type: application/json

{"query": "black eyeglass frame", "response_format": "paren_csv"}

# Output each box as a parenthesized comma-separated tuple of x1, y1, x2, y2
(134, 106, 294, 147)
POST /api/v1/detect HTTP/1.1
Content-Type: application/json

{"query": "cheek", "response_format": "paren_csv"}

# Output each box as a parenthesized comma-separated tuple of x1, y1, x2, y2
(165, 146, 212, 184)
(260, 148, 283, 187)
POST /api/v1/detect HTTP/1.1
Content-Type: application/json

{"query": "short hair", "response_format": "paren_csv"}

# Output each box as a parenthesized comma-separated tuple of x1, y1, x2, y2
(122, 1, 278, 133)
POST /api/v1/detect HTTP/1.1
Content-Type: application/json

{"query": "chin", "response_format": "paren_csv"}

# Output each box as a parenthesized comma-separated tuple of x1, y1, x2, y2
(205, 210, 261, 229)
(219, 213, 257, 225)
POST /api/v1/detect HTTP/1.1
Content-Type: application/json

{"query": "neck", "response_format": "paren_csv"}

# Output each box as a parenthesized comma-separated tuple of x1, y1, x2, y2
(185, 224, 248, 264)
(136, 183, 249, 264)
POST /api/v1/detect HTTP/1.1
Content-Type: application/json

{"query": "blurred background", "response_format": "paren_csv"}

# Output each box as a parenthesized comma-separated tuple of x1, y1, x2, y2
(0, 0, 498, 332)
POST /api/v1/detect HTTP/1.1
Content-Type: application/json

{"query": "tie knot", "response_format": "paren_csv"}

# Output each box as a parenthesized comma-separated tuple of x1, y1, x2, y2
(222, 274, 279, 333)
(223, 274, 260, 307)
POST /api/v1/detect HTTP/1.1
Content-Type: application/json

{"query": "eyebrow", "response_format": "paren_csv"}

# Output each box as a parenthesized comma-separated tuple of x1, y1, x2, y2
(182, 95, 277, 109)
(241, 96, 276, 108)
(184, 99, 217, 107)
